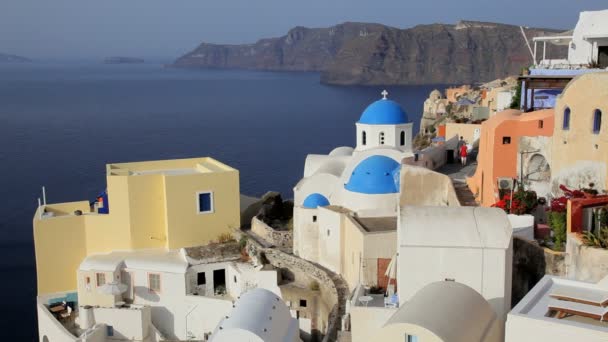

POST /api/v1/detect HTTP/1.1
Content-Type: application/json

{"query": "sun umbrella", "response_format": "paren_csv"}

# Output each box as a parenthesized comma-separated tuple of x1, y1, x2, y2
(385, 254, 398, 296)
(97, 281, 128, 295)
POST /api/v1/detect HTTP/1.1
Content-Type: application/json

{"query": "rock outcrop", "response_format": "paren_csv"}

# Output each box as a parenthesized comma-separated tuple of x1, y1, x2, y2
(0, 53, 31, 63)
(174, 21, 565, 85)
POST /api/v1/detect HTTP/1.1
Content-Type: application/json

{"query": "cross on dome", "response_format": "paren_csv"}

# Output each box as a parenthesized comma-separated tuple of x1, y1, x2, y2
(381, 89, 388, 100)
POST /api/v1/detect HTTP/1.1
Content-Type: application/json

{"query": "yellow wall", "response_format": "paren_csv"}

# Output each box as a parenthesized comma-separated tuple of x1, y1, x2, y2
(33, 157, 240, 295)
(444, 123, 481, 146)
(551, 72, 608, 193)
(33, 207, 87, 295)
(164, 171, 240, 248)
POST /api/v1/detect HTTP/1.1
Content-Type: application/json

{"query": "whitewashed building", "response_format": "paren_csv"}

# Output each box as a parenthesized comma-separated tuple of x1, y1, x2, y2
(210, 288, 300, 342)
(293, 91, 414, 272)
(507, 275, 608, 341)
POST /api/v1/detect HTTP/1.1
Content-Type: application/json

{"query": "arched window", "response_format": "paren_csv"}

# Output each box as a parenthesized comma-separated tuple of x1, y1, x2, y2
(563, 107, 570, 130)
(593, 109, 602, 134)
(362, 131, 366, 145)
(400, 131, 405, 146)
(379, 132, 385, 145)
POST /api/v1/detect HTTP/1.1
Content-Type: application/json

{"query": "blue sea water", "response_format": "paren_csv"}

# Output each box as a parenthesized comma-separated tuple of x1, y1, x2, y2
(0, 63, 447, 340)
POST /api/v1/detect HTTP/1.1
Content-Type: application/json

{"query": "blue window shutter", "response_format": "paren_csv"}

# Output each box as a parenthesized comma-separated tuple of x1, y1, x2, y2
(107, 325, 114, 336)
(199, 193, 211, 212)
(593, 109, 602, 134)
(563, 108, 570, 130)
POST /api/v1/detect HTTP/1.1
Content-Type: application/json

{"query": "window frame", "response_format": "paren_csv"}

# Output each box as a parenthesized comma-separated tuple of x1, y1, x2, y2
(400, 131, 405, 146)
(148, 273, 162, 293)
(502, 136, 511, 145)
(95, 272, 106, 287)
(563, 107, 571, 130)
(362, 131, 367, 145)
(196, 191, 214, 214)
(593, 109, 602, 135)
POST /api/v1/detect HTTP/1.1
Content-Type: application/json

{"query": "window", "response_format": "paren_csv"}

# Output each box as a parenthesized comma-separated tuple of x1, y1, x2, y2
(362, 131, 367, 145)
(538, 120, 544, 129)
(197, 272, 206, 285)
(234, 276, 237, 283)
(312, 215, 317, 223)
(400, 131, 405, 146)
(327, 229, 330, 237)
(197, 191, 214, 214)
(300, 299, 307, 308)
(148, 273, 161, 293)
(593, 109, 602, 134)
(563, 107, 571, 130)
(502, 136, 511, 144)
(406, 335, 418, 342)
(379, 132, 385, 145)
(96, 273, 105, 286)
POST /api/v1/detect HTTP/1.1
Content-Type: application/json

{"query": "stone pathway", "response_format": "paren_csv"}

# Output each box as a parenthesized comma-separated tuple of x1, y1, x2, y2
(437, 159, 479, 207)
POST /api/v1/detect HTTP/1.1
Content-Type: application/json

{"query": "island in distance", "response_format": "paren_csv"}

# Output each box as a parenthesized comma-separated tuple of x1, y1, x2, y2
(104, 56, 145, 64)
(0, 53, 31, 63)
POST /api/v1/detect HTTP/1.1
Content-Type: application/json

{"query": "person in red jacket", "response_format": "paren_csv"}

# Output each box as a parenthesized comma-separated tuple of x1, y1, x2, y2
(460, 141, 468, 165)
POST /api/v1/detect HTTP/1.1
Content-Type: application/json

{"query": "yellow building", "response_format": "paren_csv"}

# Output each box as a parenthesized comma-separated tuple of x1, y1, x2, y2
(550, 72, 608, 194)
(33, 157, 240, 295)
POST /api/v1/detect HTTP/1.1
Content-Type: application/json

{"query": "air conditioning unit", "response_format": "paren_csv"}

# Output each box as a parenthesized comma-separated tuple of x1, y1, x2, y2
(497, 177, 515, 191)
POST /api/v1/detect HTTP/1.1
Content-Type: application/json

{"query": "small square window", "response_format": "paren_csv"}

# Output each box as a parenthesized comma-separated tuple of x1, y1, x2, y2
(502, 136, 511, 144)
(312, 215, 317, 223)
(96, 273, 106, 286)
(197, 192, 214, 214)
(149, 273, 161, 293)
(300, 299, 307, 307)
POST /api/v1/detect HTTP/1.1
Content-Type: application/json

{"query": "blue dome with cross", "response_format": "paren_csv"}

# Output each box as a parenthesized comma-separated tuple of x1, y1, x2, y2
(302, 193, 330, 209)
(358, 90, 408, 125)
(345, 155, 401, 194)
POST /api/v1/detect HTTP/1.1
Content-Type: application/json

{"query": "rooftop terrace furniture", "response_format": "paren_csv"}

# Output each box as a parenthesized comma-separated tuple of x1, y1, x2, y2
(548, 298, 608, 321)
(550, 285, 608, 307)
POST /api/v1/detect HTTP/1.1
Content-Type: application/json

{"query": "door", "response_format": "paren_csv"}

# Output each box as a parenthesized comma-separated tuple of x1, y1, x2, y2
(599, 46, 608, 69)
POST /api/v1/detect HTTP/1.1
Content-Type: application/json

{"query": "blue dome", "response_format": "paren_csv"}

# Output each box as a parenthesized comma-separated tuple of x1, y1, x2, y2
(302, 193, 330, 209)
(359, 99, 408, 125)
(345, 156, 401, 194)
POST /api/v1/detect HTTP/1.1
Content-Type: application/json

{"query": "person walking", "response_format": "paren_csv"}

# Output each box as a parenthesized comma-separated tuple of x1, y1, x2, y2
(460, 141, 468, 165)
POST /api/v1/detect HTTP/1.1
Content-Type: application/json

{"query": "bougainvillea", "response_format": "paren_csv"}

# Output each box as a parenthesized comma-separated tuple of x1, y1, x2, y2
(492, 189, 537, 215)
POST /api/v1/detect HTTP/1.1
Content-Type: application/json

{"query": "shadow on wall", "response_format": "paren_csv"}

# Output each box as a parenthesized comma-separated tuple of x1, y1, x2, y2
(151, 306, 176, 340)
(135, 286, 160, 303)
(511, 237, 547, 307)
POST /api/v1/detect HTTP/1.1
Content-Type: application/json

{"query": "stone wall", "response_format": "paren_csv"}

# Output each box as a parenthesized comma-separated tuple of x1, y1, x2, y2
(512, 237, 565, 307)
(566, 233, 608, 282)
(245, 235, 346, 342)
(251, 217, 293, 249)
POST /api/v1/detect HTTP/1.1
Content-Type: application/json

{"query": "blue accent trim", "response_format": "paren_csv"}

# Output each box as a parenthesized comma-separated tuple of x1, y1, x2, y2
(359, 99, 408, 125)
(302, 193, 330, 209)
(345, 155, 401, 194)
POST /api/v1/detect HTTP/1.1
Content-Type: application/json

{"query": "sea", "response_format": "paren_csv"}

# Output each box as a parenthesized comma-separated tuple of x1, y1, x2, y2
(0, 62, 447, 340)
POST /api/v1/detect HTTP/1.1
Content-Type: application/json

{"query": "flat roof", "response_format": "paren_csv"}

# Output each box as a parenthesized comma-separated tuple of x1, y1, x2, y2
(80, 249, 189, 274)
(353, 216, 397, 233)
(107, 157, 235, 176)
(510, 275, 608, 333)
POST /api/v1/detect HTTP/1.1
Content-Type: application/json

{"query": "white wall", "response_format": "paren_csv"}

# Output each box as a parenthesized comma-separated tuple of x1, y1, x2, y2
(91, 305, 151, 340)
(317, 208, 343, 273)
(568, 10, 608, 65)
(355, 123, 413, 152)
(506, 314, 608, 342)
(293, 207, 320, 263)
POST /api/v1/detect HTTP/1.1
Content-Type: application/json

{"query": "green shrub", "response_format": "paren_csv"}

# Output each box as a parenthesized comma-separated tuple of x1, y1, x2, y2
(548, 211, 567, 250)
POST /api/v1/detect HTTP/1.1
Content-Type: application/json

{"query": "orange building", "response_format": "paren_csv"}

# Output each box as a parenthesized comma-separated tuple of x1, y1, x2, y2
(467, 109, 554, 206)
(446, 85, 472, 103)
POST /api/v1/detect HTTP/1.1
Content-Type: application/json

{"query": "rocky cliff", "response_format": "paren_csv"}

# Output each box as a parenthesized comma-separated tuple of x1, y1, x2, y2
(174, 21, 565, 85)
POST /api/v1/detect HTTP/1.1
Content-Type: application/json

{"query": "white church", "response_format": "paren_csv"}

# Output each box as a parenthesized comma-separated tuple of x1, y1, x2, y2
(292, 91, 414, 267)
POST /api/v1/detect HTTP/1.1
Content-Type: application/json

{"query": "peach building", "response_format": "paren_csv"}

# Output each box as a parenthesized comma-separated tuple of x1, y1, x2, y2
(468, 109, 554, 206)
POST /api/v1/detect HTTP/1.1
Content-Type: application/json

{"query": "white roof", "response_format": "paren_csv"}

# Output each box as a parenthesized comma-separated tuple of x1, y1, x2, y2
(384, 281, 497, 342)
(211, 288, 298, 342)
(399, 206, 512, 249)
(80, 249, 188, 274)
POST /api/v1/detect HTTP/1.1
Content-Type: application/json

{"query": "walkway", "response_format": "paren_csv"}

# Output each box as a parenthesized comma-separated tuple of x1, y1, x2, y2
(437, 160, 479, 207)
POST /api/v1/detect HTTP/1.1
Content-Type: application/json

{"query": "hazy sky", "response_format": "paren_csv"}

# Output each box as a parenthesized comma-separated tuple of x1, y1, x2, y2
(1, 0, 606, 61)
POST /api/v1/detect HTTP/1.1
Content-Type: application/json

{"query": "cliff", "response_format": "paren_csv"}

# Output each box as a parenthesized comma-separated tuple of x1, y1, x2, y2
(173, 21, 565, 85)
(0, 53, 31, 63)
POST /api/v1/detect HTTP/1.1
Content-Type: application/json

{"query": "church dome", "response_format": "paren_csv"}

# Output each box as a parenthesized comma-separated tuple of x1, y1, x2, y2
(359, 99, 408, 125)
(345, 155, 401, 194)
(302, 193, 330, 209)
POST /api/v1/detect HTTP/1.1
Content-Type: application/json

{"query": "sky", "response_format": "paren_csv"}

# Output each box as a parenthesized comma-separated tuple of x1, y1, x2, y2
(1, 0, 606, 61)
